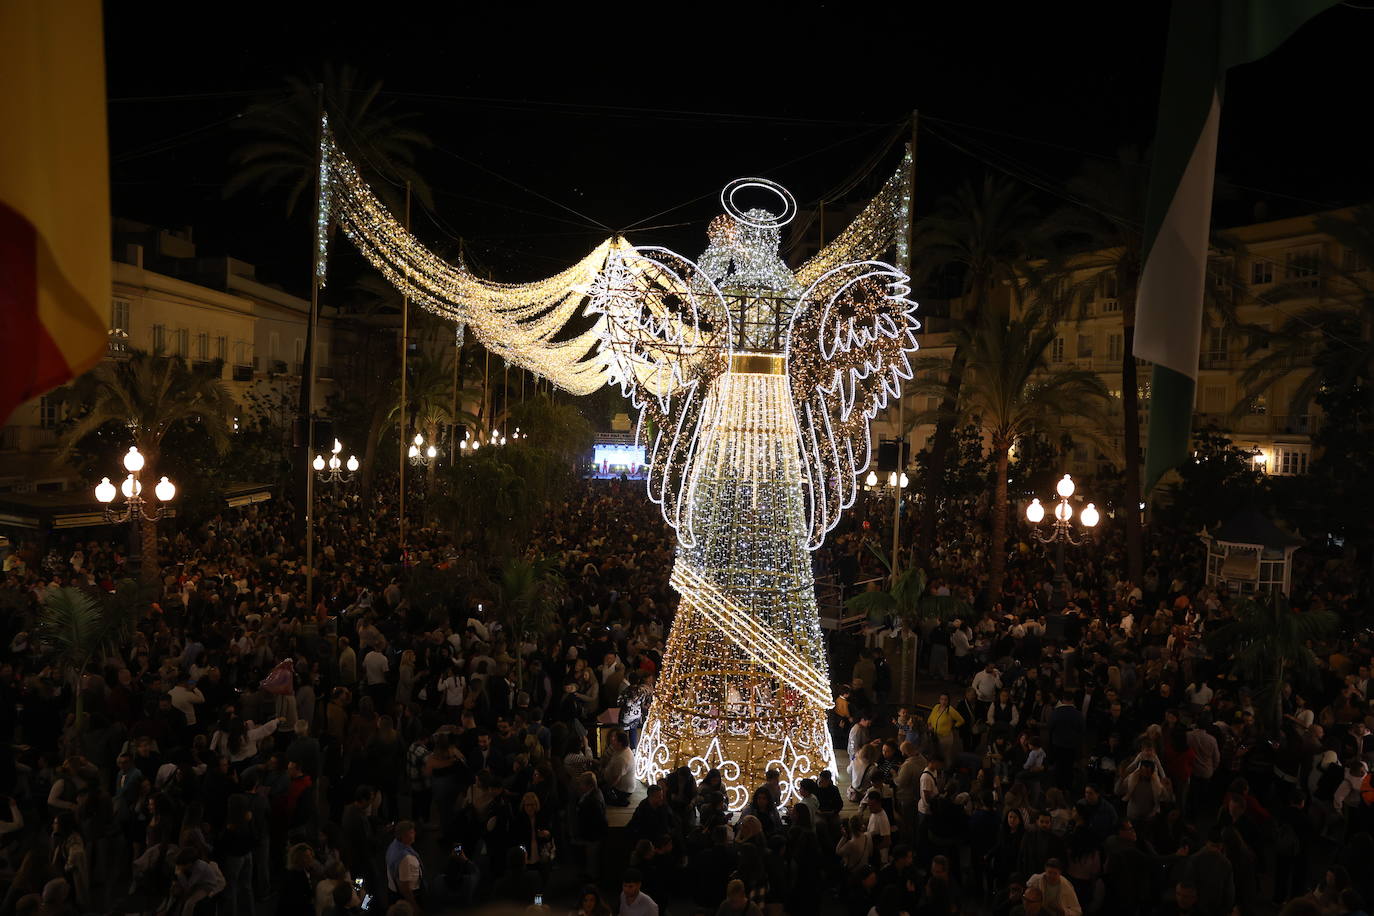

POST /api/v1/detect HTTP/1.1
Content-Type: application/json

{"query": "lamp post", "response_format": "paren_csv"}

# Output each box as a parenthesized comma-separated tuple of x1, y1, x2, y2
(1025, 473, 1100, 607)
(313, 438, 359, 485)
(408, 432, 438, 467)
(863, 470, 908, 491)
(94, 446, 176, 522)
(94, 446, 176, 578)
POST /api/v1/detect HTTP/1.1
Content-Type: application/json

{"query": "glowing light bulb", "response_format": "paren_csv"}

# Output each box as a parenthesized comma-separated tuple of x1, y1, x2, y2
(887, 472, 897, 487)
(95, 477, 116, 503)
(865, 470, 878, 487)
(332, 438, 342, 454)
(1056, 474, 1075, 499)
(1081, 503, 1100, 528)
(1055, 500, 1073, 522)
(1026, 498, 1044, 523)
(346, 455, 359, 472)
(899, 472, 908, 488)
(426, 445, 437, 458)
(155, 477, 176, 501)
(413, 433, 423, 446)
(408, 444, 419, 458)
(313, 455, 325, 471)
(329, 455, 341, 470)
(123, 446, 145, 473)
(121, 475, 142, 498)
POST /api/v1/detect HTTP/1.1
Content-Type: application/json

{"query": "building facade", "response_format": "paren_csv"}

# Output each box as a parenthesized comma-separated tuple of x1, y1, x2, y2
(0, 220, 389, 494)
(874, 206, 1367, 488)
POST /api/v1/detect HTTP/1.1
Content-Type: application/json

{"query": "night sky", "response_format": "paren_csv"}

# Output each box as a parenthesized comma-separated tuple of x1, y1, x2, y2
(105, 3, 1373, 297)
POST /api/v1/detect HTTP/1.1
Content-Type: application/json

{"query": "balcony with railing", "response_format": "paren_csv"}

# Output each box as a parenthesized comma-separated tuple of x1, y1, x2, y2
(1198, 355, 1234, 371)
(232, 364, 254, 382)
(1192, 412, 1320, 438)
(1275, 414, 1318, 435)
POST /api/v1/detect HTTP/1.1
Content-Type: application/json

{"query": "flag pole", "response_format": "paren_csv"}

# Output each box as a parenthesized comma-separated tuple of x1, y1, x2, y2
(399, 181, 411, 565)
(891, 111, 917, 578)
(304, 84, 324, 614)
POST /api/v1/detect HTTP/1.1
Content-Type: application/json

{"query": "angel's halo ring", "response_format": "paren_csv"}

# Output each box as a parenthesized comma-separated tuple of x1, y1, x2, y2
(720, 177, 797, 230)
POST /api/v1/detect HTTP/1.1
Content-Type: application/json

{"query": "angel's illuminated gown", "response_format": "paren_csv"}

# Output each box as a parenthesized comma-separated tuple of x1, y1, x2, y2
(634, 364, 837, 809)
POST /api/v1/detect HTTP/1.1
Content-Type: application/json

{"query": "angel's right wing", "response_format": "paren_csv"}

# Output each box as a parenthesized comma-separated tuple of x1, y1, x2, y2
(786, 260, 920, 549)
(590, 245, 731, 536)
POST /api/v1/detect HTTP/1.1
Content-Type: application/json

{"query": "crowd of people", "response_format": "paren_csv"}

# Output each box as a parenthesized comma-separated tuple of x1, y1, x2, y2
(0, 471, 1370, 916)
(818, 498, 1372, 916)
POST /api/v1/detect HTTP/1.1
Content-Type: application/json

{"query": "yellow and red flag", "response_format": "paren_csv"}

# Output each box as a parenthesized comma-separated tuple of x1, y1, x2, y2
(0, 0, 110, 426)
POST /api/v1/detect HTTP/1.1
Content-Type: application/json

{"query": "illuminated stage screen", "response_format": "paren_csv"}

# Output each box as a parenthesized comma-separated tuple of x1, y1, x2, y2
(593, 444, 645, 480)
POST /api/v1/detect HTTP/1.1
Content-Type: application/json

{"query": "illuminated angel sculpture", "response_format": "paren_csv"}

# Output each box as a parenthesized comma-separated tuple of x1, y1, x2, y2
(321, 121, 918, 807)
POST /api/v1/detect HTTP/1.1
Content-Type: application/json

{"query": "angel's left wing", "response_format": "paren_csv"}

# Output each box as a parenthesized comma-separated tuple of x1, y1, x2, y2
(786, 261, 920, 549)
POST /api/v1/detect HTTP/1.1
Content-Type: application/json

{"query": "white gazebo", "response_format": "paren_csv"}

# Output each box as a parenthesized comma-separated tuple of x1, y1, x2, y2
(1200, 507, 1303, 596)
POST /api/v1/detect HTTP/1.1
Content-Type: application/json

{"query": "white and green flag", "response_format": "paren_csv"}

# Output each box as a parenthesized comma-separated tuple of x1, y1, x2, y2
(1138, 0, 1338, 492)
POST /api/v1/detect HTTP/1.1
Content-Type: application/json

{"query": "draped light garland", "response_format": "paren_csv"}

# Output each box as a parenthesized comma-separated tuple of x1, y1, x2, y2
(320, 116, 616, 394)
(319, 122, 917, 808)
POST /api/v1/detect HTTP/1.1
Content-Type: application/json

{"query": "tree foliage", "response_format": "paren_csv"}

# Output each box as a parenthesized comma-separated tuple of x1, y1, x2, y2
(226, 63, 433, 216)
(845, 545, 969, 627)
(1161, 425, 1268, 531)
(911, 175, 1045, 556)
(908, 306, 1111, 596)
(55, 350, 234, 581)
(1204, 591, 1336, 734)
(37, 581, 149, 726)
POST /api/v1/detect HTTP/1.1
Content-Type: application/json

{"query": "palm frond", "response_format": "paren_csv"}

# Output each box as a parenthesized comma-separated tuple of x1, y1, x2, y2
(36, 587, 108, 672)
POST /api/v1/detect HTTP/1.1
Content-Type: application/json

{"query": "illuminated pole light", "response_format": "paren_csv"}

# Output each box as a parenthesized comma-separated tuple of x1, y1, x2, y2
(1025, 472, 1098, 605)
(316, 439, 359, 483)
(408, 432, 436, 467)
(95, 445, 174, 523)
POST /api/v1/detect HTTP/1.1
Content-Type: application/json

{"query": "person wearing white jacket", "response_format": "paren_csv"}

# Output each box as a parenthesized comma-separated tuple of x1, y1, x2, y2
(1332, 758, 1369, 812)
(210, 717, 284, 765)
(1029, 859, 1083, 916)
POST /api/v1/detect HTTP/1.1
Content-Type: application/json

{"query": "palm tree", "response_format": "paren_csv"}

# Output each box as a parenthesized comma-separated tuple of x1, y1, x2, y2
(37, 583, 145, 729)
(844, 547, 968, 628)
(505, 395, 594, 463)
(1046, 150, 1153, 590)
(911, 175, 1043, 558)
(1205, 592, 1335, 735)
(1050, 149, 1241, 589)
(845, 546, 968, 697)
(225, 62, 433, 216)
(57, 351, 233, 583)
(1234, 205, 1374, 417)
(909, 306, 1111, 598)
(493, 557, 565, 689)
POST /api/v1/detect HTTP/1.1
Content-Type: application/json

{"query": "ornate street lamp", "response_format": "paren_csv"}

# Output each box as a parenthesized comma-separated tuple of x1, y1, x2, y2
(1025, 473, 1100, 606)
(408, 432, 437, 467)
(314, 438, 359, 483)
(94, 446, 176, 523)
